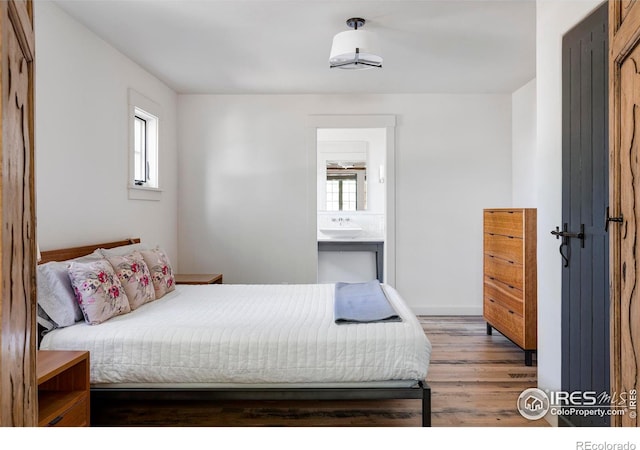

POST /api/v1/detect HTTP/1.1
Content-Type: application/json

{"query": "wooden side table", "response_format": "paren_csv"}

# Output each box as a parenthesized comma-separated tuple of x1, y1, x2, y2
(175, 273, 223, 285)
(37, 350, 90, 427)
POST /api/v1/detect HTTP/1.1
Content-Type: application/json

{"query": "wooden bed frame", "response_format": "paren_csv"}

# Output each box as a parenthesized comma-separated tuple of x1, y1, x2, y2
(38, 238, 432, 427)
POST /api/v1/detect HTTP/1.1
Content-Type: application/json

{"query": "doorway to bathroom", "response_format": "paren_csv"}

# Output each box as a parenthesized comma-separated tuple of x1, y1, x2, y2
(309, 115, 396, 286)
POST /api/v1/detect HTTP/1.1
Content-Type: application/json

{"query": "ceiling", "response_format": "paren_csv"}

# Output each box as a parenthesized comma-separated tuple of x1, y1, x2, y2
(54, 0, 536, 95)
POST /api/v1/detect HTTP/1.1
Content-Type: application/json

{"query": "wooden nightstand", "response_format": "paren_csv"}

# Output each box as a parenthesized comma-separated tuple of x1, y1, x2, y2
(175, 273, 223, 285)
(37, 350, 90, 427)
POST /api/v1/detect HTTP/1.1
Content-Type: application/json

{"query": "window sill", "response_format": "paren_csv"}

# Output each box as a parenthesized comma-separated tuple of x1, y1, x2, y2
(128, 185, 162, 201)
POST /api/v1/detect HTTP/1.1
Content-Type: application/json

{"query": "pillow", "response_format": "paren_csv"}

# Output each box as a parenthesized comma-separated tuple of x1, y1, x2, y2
(67, 259, 131, 325)
(37, 260, 90, 329)
(106, 251, 155, 310)
(36, 250, 105, 330)
(140, 247, 175, 299)
(99, 242, 150, 258)
(36, 304, 57, 333)
(72, 250, 104, 263)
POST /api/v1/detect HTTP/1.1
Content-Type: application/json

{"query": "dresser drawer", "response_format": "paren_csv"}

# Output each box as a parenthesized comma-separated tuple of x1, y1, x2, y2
(484, 210, 523, 237)
(484, 276, 524, 316)
(484, 233, 523, 264)
(484, 254, 523, 290)
(484, 297, 524, 348)
(44, 395, 89, 427)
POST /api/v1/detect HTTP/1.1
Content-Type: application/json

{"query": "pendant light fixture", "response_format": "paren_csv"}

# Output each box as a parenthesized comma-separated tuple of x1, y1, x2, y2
(329, 18, 383, 70)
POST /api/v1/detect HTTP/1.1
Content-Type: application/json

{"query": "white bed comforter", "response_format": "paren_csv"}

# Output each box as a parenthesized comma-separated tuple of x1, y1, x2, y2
(40, 284, 431, 385)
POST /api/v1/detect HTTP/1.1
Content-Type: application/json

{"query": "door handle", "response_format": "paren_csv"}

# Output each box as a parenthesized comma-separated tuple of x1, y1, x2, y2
(550, 223, 585, 268)
(550, 223, 585, 248)
(605, 207, 623, 232)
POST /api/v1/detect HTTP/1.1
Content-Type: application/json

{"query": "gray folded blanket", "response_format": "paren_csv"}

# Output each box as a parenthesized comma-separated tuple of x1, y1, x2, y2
(334, 280, 402, 324)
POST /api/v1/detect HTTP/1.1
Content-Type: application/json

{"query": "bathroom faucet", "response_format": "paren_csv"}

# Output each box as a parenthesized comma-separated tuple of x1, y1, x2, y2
(330, 217, 351, 225)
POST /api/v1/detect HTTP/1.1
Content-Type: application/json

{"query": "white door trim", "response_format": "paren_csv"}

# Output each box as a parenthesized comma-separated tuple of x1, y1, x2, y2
(308, 114, 397, 286)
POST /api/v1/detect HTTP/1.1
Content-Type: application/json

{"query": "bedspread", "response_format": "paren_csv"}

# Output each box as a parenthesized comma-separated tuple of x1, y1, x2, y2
(40, 283, 431, 385)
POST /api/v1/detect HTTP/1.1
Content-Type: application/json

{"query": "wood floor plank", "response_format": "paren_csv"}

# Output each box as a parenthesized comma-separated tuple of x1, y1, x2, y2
(91, 315, 548, 427)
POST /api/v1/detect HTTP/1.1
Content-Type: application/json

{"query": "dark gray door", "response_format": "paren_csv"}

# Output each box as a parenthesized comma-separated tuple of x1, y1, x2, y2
(559, 2, 609, 427)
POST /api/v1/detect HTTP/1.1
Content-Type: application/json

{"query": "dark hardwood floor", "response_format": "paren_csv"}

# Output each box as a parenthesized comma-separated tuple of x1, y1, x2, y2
(91, 316, 548, 427)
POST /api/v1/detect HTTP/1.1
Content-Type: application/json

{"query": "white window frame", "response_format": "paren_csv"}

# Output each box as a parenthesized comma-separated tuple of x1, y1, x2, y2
(128, 89, 162, 201)
(133, 114, 148, 185)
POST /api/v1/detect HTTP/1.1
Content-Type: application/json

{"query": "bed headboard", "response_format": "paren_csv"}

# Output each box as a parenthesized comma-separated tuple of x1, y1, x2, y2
(39, 238, 141, 264)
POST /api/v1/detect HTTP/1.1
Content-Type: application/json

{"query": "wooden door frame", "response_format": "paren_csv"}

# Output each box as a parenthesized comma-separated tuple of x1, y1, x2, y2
(0, 0, 37, 426)
(609, 0, 640, 428)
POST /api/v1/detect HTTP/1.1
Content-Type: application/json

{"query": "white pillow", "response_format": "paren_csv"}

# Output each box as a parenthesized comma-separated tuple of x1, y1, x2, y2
(36, 304, 56, 333)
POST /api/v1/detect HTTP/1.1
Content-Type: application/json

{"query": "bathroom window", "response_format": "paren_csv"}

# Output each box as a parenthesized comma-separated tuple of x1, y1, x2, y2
(327, 175, 357, 211)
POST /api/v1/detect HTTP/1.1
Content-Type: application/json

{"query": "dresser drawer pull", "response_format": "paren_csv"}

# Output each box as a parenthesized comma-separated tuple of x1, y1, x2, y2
(508, 310, 515, 315)
(489, 298, 495, 303)
(49, 416, 63, 426)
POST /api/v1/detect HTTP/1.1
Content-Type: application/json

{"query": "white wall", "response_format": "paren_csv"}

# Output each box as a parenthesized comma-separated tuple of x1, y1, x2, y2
(35, 2, 179, 264)
(512, 79, 537, 207)
(178, 94, 512, 314)
(535, 0, 602, 425)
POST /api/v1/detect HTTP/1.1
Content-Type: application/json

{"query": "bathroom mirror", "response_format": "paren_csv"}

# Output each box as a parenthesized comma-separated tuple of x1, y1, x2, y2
(317, 141, 368, 211)
(325, 160, 367, 211)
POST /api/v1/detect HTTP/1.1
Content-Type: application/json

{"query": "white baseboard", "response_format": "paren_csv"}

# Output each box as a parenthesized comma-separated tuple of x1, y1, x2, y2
(410, 306, 483, 316)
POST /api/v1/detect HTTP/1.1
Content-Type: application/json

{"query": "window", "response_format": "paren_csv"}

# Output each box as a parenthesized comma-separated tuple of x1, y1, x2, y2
(128, 89, 161, 200)
(133, 108, 157, 187)
(326, 175, 357, 211)
(134, 115, 147, 184)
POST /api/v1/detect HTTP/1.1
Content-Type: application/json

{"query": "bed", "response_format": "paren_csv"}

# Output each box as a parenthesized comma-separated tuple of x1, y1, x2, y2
(37, 239, 432, 426)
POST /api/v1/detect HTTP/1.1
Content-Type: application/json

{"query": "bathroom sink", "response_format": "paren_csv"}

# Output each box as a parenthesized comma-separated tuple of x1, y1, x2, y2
(319, 225, 363, 239)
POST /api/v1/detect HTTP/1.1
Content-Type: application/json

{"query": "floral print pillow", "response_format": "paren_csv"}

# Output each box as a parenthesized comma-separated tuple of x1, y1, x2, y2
(107, 251, 156, 310)
(140, 247, 175, 299)
(67, 259, 131, 325)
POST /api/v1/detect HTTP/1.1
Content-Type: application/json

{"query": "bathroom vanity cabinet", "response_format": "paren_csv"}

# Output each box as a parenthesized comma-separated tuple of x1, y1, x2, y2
(317, 240, 384, 282)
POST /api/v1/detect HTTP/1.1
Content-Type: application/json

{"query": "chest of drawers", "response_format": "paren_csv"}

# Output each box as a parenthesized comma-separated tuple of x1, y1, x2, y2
(483, 208, 537, 366)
